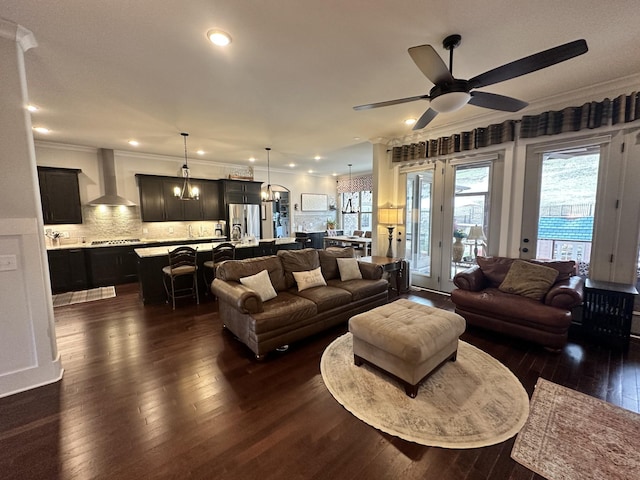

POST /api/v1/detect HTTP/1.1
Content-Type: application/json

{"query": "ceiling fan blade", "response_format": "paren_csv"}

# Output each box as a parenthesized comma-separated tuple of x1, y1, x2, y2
(353, 95, 429, 111)
(469, 91, 528, 112)
(412, 108, 438, 130)
(408, 44, 454, 85)
(468, 39, 588, 89)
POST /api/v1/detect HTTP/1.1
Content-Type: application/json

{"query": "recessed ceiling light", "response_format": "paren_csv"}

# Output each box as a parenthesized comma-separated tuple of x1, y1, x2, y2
(33, 127, 50, 134)
(128, 140, 139, 146)
(248, 157, 255, 163)
(308, 170, 314, 174)
(207, 29, 232, 46)
(197, 150, 205, 155)
(288, 163, 296, 168)
(27, 104, 38, 112)
(353, 137, 360, 141)
(404, 118, 417, 126)
(314, 155, 321, 161)
(332, 172, 338, 176)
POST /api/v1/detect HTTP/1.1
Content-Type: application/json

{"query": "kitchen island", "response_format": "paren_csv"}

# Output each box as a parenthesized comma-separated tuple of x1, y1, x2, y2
(134, 237, 299, 304)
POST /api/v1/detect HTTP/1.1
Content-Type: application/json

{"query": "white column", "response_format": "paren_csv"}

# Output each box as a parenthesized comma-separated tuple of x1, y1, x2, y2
(0, 18, 63, 398)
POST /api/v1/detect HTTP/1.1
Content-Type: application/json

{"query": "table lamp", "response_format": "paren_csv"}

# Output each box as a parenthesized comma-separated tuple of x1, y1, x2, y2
(378, 207, 404, 257)
(467, 225, 486, 258)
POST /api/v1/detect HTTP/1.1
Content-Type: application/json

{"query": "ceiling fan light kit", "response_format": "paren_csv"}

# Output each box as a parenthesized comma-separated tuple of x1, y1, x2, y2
(354, 35, 588, 130)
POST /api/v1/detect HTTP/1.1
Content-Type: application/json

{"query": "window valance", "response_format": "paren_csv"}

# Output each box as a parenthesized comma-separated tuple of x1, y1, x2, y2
(391, 91, 640, 162)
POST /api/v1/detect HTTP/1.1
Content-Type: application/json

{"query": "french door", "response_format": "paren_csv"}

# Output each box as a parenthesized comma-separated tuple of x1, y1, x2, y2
(521, 143, 601, 274)
(404, 157, 498, 293)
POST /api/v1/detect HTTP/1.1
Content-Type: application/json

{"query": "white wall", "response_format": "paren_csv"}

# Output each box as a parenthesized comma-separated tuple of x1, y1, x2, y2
(0, 20, 62, 398)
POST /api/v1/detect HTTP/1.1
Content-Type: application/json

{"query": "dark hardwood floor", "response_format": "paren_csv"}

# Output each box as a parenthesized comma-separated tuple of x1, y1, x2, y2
(1, 284, 638, 479)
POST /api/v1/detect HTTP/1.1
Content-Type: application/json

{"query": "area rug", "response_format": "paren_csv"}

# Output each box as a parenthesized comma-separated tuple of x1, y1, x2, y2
(320, 333, 529, 449)
(52, 286, 116, 307)
(511, 377, 640, 480)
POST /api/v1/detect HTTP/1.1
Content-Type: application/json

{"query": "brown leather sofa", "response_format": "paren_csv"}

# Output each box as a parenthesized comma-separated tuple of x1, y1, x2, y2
(212, 247, 389, 358)
(450, 256, 584, 350)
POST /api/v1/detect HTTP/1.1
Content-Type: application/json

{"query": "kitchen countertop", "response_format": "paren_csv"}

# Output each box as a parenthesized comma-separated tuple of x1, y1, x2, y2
(134, 237, 297, 258)
(46, 236, 228, 250)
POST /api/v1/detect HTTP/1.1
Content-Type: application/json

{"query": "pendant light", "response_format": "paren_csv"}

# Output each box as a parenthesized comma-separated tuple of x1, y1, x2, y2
(174, 132, 200, 201)
(261, 147, 280, 202)
(341, 163, 358, 214)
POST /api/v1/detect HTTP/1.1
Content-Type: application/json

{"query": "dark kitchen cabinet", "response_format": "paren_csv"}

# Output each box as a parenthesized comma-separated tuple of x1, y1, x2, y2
(87, 246, 138, 287)
(137, 175, 165, 222)
(47, 248, 88, 293)
(137, 174, 219, 222)
(38, 167, 82, 224)
(222, 180, 262, 204)
(200, 180, 221, 220)
(162, 179, 188, 221)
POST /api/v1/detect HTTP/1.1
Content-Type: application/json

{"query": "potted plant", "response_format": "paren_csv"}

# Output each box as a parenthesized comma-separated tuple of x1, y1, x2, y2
(327, 219, 336, 230)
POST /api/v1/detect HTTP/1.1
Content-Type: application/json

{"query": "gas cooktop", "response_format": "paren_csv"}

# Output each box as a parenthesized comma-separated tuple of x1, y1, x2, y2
(91, 238, 141, 246)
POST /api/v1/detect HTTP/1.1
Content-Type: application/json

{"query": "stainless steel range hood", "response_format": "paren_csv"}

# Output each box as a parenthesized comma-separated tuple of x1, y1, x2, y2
(87, 149, 136, 206)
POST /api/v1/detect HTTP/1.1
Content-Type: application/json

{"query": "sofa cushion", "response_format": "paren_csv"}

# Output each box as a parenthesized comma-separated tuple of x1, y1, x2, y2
(293, 267, 327, 291)
(451, 288, 571, 330)
(239, 269, 277, 302)
(319, 247, 355, 280)
(251, 292, 318, 334)
(216, 255, 286, 291)
(337, 258, 362, 281)
(530, 259, 575, 281)
(278, 249, 321, 289)
(499, 260, 559, 300)
(476, 256, 515, 287)
(293, 285, 352, 313)
(327, 278, 389, 301)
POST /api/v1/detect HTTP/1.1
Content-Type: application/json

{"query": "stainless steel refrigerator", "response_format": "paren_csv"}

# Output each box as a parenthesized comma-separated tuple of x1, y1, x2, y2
(228, 204, 261, 240)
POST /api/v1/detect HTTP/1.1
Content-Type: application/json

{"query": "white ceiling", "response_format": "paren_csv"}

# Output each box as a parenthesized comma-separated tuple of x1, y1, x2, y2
(3, 1, 640, 175)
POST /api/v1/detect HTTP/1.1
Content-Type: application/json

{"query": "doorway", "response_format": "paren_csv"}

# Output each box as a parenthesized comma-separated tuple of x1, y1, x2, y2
(404, 157, 499, 293)
(521, 145, 601, 275)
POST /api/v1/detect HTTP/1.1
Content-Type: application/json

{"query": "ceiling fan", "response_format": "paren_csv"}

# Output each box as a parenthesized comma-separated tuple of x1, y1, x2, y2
(354, 34, 588, 130)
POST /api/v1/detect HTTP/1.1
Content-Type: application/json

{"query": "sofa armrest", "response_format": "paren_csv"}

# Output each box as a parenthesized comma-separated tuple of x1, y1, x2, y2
(211, 278, 263, 314)
(358, 262, 384, 280)
(453, 265, 486, 291)
(544, 276, 584, 309)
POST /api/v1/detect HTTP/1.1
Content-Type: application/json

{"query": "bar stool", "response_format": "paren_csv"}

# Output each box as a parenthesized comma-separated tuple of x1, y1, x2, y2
(295, 234, 312, 249)
(163, 246, 199, 310)
(203, 242, 236, 293)
(257, 240, 277, 256)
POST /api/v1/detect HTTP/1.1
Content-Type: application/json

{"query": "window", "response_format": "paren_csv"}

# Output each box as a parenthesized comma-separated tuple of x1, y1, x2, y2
(453, 163, 491, 261)
(341, 190, 372, 235)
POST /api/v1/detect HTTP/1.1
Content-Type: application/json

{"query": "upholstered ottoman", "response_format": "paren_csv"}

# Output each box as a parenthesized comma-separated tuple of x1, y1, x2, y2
(348, 299, 466, 397)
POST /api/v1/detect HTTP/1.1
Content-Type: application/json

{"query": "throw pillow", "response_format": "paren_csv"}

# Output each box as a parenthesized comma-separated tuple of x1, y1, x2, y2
(336, 257, 362, 281)
(239, 269, 277, 302)
(498, 260, 559, 301)
(292, 266, 327, 291)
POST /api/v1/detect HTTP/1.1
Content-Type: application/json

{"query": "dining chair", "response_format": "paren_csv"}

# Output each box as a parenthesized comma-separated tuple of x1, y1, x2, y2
(162, 246, 199, 310)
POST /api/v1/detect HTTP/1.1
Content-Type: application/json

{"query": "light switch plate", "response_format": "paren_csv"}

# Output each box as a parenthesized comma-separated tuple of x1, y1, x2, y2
(0, 255, 17, 271)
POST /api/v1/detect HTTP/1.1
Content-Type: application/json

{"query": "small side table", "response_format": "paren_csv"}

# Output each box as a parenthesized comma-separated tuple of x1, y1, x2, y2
(583, 279, 638, 351)
(359, 256, 405, 296)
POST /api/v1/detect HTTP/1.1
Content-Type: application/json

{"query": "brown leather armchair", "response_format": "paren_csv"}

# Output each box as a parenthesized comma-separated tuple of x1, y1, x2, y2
(451, 257, 584, 350)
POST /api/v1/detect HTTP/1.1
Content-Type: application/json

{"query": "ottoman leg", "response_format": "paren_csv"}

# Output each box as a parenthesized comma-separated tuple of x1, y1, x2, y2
(354, 354, 364, 366)
(404, 382, 419, 398)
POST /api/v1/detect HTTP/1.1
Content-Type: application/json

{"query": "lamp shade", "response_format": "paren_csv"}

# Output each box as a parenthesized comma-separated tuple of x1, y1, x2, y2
(467, 225, 486, 241)
(378, 207, 404, 225)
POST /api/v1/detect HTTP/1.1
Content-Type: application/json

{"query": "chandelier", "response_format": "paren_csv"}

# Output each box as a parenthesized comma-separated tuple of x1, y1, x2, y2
(174, 132, 199, 201)
(341, 163, 358, 214)
(261, 147, 280, 202)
